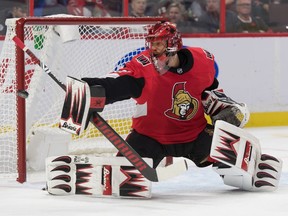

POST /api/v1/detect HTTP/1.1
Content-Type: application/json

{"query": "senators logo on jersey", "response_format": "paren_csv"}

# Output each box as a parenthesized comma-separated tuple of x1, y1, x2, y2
(165, 82, 198, 121)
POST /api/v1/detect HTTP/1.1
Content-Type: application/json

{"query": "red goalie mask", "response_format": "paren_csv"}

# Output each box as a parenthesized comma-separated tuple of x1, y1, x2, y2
(146, 21, 183, 55)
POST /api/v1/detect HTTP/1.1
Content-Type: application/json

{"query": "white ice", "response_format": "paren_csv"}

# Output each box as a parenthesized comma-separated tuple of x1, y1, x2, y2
(1, 126, 288, 216)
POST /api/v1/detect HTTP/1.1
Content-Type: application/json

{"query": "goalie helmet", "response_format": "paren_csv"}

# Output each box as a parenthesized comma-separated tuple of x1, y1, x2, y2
(146, 21, 183, 55)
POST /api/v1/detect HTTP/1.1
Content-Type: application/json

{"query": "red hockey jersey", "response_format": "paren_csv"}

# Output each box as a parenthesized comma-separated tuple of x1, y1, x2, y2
(114, 47, 216, 144)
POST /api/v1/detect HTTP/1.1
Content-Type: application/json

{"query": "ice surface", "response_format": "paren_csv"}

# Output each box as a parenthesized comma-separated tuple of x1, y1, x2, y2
(1, 126, 288, 216)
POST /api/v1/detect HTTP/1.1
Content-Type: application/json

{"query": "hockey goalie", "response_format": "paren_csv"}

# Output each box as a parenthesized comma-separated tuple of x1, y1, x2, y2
(48, 21, 282, 198)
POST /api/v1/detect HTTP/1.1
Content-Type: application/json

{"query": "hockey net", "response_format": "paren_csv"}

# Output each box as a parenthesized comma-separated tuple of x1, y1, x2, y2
(0, 16, 161, 182)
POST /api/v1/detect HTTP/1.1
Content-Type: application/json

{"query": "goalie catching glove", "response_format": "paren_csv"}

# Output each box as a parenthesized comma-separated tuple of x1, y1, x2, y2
(60, 76, 106, 135)
(202, 89, 250, 128)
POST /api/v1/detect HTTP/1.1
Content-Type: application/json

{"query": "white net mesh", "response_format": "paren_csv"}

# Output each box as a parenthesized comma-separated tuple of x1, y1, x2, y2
(0, 17, 155, 181)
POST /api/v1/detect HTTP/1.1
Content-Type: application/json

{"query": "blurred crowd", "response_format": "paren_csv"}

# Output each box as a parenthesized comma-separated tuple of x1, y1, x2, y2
(1, 0, 288, 35)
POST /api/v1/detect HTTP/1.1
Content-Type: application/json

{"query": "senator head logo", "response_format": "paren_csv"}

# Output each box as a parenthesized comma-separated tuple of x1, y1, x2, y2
(165, 82, 198, 121)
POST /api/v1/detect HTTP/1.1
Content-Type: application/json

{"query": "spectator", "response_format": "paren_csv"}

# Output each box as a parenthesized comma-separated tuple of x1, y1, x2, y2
(167, 3, 184, 22)
(186, 0, 206, 19)
(150, 0, 203, 21)
(67, 0, 111, 17)
(41, 0, 68, 16)
(143, 0, 159, 16)
(270, 0, 288, 3)
(187, 0, 234, 18)
(129, 0, 148, 17)
(264, 0, 288, 32)
(225, 0, 236, 10)
(151, 0, 172, 17)
(197, 0, 237, 33)
(231, 0, 270, 32)
(102, 0, 123, 17)
(166, 2, 198, 33)
(149, 0, 184, 17)
(90, 1, 111, 17)
(0, 2, 27, 35)
(252, 0, 269, 24)
(67, 0, 89, 16)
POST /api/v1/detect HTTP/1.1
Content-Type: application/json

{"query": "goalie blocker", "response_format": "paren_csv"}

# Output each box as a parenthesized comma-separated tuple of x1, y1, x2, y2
(60, 76, 105, 135)
(46, 155, 152, 198)
(211, 120, 282, 191)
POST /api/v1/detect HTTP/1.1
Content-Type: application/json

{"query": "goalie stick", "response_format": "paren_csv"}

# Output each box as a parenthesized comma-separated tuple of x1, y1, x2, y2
(12, 36, 188, 182)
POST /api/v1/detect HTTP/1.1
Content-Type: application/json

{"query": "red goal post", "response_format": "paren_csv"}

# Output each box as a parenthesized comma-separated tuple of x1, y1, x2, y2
(0, 16, 162, 183)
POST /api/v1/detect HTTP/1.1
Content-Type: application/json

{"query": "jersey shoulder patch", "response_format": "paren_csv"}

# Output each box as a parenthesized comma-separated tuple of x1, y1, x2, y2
(135, 54, 151, 66)
(202, 49, 214, 60)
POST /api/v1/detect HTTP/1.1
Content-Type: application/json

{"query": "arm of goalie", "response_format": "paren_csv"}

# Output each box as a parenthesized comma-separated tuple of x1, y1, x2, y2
(202, 89, 250, 128)
(210, 120, 282, 191)
(46, 155, 152, 198)
(59, 76, 106, 135)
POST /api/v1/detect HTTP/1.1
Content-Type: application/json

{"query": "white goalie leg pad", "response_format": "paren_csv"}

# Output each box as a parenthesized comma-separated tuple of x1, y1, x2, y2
(213, 154, 282, 191)
(46, 155, 152, 198)
(211, 120, 282, 191)
(212, 163, 254, 190)
(253, 154, 282, 191)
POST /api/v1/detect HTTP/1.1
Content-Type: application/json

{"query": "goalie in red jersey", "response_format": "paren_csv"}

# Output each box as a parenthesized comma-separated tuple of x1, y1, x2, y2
(81, 21, 249, 168)
(55, 21, 282, 195)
